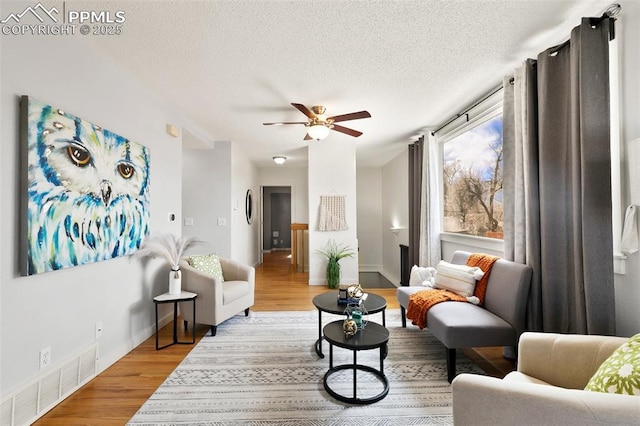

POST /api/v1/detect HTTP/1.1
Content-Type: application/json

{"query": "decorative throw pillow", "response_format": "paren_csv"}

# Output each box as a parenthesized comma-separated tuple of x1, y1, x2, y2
(432, 260, 484, 297)
(188, 253, 225, 281)
(409, 265, 436, 287)
(584, 333, 640, 395)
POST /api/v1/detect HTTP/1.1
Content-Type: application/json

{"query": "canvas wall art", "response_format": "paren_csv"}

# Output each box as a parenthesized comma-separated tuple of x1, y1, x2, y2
(21, 96, 150, 275)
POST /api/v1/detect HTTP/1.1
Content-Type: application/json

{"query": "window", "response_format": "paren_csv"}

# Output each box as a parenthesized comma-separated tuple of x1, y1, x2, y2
(442, 114, 503, 239)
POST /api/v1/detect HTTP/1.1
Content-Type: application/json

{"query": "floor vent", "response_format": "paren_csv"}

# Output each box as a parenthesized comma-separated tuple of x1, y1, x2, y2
(0, 343, 98, 426)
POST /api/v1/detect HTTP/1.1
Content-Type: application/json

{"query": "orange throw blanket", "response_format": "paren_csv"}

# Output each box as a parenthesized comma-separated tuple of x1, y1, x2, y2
(466, 253, 499, 306)
(406, 289, 467, 329)
(406, 253, 501, 330)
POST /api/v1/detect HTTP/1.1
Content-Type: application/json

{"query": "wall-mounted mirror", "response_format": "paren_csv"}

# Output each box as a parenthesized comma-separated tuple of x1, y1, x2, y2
(245, 189, 253, 224)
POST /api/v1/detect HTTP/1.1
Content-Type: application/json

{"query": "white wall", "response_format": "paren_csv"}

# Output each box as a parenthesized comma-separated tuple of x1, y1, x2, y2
(615, 0, 640, 337)
(258, 167, 309, 223)
(308, 140, 359, 285)
(182, 142, 232, 258)
(231, 143, 259, 266)
(0, 35, 185, 395)
(356, 168, 383, 272)
(381, 150, 409, 284)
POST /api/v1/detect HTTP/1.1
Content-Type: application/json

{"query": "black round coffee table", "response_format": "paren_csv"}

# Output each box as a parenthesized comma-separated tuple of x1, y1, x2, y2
(312, 291, 387, 358)
(322, 320, 390, 404)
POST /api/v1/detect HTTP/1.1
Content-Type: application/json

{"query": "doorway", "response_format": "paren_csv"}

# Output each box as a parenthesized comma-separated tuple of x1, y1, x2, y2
(261, 186, 292, 257)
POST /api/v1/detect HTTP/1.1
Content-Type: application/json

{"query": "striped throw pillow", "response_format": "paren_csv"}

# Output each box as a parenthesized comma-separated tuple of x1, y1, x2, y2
(432, 260, 484, 297)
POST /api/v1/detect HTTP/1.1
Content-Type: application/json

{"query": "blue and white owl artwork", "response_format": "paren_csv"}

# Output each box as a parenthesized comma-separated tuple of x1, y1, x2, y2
(23, 97, 150, 275)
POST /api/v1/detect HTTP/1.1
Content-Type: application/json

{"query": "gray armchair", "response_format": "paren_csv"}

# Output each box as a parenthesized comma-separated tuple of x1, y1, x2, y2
(179, 256, 255, 336)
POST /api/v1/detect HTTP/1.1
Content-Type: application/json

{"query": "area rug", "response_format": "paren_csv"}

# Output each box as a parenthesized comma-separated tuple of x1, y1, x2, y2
(128, 310, 484, 425)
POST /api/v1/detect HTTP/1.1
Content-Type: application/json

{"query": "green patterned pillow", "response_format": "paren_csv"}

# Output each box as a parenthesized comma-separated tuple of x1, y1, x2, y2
(188, 253, 224, 281)
(585, 333, 640, 395)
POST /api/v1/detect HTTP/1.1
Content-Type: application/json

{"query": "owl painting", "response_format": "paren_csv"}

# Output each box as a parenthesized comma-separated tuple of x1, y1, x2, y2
(22, 96, 150, 275)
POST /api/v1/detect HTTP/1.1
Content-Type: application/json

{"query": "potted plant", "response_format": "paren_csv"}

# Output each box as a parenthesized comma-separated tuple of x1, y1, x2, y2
(316, 239, 355, 289)
(135, 234, 200, 294)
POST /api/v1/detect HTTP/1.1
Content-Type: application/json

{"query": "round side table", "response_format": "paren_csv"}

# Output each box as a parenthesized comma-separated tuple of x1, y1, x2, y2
(322, 320, 390, 404)
(312, 291, 387, 358)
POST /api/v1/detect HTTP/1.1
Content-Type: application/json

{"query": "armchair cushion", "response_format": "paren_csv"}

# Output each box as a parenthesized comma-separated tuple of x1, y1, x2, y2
(188, 253, 224, 280)
(585, 333, 640, 395)
(223, 280, 251, 304)
(452, 332, 639, 425)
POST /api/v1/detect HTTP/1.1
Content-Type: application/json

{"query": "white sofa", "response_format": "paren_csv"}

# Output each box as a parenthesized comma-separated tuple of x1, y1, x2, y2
(179, 256, 255, 336)
(452, 332, 640, 425)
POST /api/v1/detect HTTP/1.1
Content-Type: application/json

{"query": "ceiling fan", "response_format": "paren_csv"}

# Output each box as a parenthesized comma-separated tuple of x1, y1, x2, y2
(263, 103, 371, 140)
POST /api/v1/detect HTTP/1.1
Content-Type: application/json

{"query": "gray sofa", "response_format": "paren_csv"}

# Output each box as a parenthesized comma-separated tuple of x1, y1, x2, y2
(396, 251, 532, 382)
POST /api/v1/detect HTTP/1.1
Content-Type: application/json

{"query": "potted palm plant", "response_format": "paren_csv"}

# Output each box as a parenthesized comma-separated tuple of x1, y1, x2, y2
(135, 234, 200, 294)
(316, 239, 355, 289)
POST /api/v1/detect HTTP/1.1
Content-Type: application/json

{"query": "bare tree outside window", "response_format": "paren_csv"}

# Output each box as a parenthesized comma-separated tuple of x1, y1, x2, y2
(442, 115, 503, 239)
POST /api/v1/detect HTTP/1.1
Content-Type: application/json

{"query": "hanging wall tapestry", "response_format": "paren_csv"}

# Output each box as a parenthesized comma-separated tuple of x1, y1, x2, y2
(318, 195, 348, 231)
(20, 96, 150, 275)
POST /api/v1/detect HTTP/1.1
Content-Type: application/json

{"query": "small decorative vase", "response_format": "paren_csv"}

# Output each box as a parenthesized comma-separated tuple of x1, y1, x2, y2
(326, 259, 340, 289)
(169, 268, 181, 295)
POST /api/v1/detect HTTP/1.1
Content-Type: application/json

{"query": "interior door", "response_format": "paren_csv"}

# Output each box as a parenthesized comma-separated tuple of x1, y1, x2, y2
(270, 193, 291, 249)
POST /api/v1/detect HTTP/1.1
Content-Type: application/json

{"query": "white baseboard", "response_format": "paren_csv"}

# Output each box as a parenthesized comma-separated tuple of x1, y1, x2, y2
(97, 311, 173, 374)
(358, 264, 383, 272)
(381, 269, 400, 287)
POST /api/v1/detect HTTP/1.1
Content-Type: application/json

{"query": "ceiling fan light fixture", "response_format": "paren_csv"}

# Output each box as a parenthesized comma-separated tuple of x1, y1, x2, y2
(272, 155, 287, 165)
(308, 124, 330, 140)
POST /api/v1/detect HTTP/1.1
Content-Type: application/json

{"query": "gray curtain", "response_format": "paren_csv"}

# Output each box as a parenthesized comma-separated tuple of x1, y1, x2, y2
(503, 60, 543, 331)
(504, 18, 615, 335)
(408, 137, 424, 268)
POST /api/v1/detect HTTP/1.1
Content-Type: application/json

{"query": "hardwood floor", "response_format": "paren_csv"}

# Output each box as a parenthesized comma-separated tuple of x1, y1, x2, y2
(34, 251, 514, 425)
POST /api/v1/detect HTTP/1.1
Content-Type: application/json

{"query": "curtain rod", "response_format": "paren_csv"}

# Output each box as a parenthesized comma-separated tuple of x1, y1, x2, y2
(431, 4, 621, 138)
(550, 3, 620, 54)
(431, 83, 503, 136)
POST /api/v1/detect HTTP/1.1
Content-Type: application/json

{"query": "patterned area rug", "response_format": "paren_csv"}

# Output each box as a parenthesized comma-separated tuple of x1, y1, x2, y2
(128, 310, 484, 425)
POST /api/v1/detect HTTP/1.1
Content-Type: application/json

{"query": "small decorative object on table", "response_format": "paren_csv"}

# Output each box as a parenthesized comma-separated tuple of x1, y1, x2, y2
(342, 318, 358, 338)
(342, 288, 367, 338)
(338, 283, 365, 305)
(134, 233, 201, 295)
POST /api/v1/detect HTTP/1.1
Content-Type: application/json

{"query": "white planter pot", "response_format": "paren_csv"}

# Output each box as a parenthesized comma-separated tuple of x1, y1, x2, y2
(169, 269, 182, 295)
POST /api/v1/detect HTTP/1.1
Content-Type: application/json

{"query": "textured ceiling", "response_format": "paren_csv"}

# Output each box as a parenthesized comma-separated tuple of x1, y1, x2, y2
(82, 0, 613, 167)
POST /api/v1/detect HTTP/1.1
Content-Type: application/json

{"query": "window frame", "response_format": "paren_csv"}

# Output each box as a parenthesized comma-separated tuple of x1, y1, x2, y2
(436, 89, 504, 247)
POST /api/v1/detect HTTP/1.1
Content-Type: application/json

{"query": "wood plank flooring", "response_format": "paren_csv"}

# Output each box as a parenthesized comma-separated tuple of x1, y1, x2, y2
(34, 251, 514, 425)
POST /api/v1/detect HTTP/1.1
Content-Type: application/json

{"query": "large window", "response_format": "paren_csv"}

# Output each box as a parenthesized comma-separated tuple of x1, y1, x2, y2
(442, 114, 503, 239)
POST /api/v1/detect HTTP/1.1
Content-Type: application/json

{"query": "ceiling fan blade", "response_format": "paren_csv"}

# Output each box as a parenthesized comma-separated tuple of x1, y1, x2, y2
(291, 103, 316, 119)
(331, 124, 363, 138)
(263, 121, 308, 126)
(304, 133, 313, 140)
(328, 110, 371, 123)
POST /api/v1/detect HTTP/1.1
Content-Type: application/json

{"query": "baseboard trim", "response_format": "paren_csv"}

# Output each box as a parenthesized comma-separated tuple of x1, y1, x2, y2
(0, 312, 174, 426)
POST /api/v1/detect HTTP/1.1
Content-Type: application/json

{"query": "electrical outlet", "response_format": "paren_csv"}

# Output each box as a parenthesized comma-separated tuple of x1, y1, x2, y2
(95, 321, 103, 339)
(40, 347, 51, 370)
